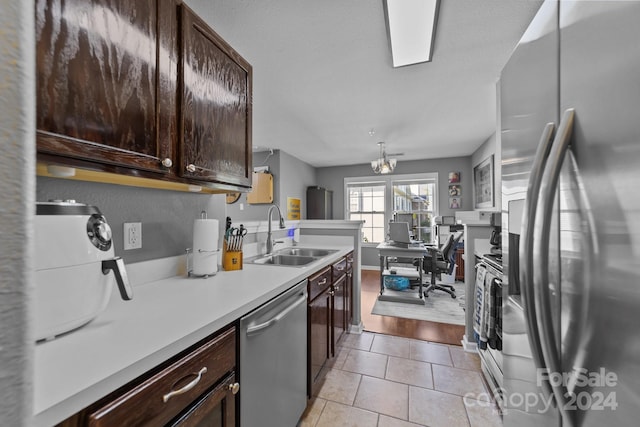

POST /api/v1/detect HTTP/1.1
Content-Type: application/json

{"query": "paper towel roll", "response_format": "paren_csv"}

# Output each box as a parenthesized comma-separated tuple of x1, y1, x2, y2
(192, 219, 219, 276)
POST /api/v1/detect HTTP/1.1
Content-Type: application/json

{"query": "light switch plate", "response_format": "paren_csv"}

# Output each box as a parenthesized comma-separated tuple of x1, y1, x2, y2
(123, 222, 142, 250)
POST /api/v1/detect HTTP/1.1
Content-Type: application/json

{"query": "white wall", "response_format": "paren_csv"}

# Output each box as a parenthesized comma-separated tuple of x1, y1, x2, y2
(0, 1, 35, 425)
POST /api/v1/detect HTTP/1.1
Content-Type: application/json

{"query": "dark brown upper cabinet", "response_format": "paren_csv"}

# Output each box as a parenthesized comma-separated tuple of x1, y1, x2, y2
(35, 0, 253, 191)
(179, 4, 253, 188)
(35, 0, 177, 174)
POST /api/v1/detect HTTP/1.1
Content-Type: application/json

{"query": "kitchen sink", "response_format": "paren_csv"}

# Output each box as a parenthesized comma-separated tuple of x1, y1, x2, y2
(251, 254, 317, 266)
(248, 247, 339, 267)
(275, 248, 337, 257)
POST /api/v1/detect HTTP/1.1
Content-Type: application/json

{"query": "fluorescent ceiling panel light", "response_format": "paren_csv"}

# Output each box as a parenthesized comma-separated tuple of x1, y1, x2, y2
(385, 0, 439, 67)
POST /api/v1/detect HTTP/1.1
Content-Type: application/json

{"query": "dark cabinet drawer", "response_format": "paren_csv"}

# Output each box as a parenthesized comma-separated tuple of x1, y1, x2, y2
(308, 266, 331, 301)
(87, 327, 236, 427)
(331, 257, 347, 281)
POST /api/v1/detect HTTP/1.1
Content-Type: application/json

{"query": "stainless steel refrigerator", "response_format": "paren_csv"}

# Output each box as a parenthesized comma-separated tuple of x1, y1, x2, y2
(500, 1, 640, 426)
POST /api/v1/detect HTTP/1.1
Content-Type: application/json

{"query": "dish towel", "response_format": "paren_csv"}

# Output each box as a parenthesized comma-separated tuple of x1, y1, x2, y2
(473, 264, 488, 350)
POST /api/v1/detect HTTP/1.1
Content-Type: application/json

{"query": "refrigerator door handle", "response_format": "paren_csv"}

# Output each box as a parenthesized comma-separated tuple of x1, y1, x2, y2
(519, 121, 556, 399)
(533, 108, 576, 425)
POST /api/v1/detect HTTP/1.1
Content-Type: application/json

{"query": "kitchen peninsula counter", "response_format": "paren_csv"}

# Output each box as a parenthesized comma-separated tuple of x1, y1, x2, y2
(34, 244, 352, 427)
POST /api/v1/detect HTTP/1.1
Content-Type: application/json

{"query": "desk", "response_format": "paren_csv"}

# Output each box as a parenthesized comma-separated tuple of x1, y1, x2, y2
(376, 242, 428, 305)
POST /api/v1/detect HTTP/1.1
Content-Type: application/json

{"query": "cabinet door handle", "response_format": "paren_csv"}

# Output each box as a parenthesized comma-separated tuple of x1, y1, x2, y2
(162, 367, 207, 403)
(317, 278, 327, 286)
(227, 382, 240, 395)
(186, 164, 197, 173)
(161, 158, 173, 168)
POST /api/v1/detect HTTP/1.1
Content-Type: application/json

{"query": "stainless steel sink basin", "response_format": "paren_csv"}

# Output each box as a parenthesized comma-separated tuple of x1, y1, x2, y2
(251, 254, 317, 266)
(275, 248, 337, 257)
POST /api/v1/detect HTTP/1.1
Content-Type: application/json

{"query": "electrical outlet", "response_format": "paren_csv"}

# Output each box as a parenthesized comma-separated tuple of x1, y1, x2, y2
(123, 222, 142, 250)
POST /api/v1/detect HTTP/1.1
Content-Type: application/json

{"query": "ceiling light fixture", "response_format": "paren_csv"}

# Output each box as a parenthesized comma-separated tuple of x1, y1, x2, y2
(371, 142, 397, 174)
(384, 0, 440, 67)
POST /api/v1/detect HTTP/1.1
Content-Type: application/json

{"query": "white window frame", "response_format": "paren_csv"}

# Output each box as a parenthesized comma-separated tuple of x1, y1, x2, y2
(344, 172, 439, 247)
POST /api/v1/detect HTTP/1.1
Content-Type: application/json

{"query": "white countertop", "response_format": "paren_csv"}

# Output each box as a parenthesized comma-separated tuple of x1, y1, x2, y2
(33, 244, 352, 427)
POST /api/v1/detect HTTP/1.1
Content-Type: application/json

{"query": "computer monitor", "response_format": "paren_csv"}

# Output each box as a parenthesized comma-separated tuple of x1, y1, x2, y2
(389, 221, 411, 244)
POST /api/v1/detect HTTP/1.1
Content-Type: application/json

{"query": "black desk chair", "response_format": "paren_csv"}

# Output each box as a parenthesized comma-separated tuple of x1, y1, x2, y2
(419, 232, 463, 299)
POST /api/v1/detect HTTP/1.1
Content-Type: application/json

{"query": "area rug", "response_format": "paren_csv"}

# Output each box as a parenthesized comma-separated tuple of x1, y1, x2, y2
(371, 282, 466, 325)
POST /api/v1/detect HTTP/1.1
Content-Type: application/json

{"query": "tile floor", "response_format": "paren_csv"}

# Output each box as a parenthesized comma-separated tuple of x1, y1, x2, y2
(299, 332, 501, 427)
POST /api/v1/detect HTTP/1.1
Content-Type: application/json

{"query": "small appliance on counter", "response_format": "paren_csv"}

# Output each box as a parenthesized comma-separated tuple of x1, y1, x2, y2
(34, 201, 132, 341)
(189, 211, 219, 277)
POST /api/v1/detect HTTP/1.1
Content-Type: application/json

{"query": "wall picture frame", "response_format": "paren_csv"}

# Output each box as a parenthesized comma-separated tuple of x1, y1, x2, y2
(474, 155, 494, 208)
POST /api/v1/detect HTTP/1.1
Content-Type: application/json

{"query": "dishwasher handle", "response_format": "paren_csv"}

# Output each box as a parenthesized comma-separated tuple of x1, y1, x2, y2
(246, 293, 307, 337)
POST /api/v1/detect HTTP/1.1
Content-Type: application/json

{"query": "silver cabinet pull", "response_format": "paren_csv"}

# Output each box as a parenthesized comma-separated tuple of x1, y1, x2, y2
(186, 164, 197, 173)
(161, 158, 173, 168)
(317, 278, 327, 286)
(162, 367, 207, 403)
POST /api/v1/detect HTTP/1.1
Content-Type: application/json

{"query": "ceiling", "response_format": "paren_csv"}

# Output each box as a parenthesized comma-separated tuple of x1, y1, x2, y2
(190, 0, 543, 168)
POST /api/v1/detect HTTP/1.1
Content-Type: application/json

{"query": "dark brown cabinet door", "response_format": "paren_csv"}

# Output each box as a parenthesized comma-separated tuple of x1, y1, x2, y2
(308, 288, 330, 397)
(331, 275, 347, 355)
(180, 4, 252, 188)
(169, 372, 237, 427)
(35, 0, 176, 173)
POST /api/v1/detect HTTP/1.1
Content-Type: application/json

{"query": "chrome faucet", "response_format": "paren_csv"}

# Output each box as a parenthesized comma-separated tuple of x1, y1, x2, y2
(266, 203, 286, 254)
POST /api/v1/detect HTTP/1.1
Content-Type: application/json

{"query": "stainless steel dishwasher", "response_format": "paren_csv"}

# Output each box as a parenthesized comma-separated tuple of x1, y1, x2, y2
(240, 280, 308, 427)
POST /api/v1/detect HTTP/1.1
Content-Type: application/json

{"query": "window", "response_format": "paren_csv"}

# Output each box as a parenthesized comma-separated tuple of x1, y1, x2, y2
(347, 183, 386, 243)
(392, 180, 436, 243)
(345, 173, 438, 244)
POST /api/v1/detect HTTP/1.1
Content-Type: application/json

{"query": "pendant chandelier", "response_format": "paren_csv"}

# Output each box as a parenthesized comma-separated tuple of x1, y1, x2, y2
(371, 142, 397, 174)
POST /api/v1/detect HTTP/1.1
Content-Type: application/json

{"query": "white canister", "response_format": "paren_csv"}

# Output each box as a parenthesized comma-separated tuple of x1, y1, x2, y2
(192, 218, 219, 276)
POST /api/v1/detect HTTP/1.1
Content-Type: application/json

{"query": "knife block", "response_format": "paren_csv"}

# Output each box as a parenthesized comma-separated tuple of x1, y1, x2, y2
(222, 247, 243, 271)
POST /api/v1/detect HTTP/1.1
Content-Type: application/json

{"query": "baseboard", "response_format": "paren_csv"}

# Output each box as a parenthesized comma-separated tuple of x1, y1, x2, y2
(348, 322, 364, 334)
(361, 265, 380, 271)
(462, 334, 478, 353)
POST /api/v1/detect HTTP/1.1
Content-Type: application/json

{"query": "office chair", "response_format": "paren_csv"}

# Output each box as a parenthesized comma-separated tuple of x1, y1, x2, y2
(420, 231, 463, 299)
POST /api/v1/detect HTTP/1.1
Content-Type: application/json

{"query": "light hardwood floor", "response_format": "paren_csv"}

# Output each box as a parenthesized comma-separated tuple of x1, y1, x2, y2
(360, 269, 466, 346)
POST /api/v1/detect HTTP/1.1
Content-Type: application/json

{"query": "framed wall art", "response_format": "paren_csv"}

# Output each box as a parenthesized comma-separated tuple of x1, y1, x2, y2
(474, 155, 494, 208)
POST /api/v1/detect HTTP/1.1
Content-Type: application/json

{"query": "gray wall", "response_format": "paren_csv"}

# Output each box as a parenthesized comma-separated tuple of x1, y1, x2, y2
(227, 150, 281, 222)
(279, 149, 317, 219)
(471, 133, 501, 212)
(1, 1, 35, 425)
(316, 156, 473, 220)
(226, 149, 317, 221)
(37, 178, 227, 264)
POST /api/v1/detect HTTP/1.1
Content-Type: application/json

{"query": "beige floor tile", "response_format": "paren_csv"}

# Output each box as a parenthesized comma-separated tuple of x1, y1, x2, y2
(410, 340, 453, 366)
(353, 375, 409, 420)
(341, 331, 375, 351)
(316, 369, 362, 405)
(299, 397, 327, 427)
(342, 349, 389, 378)
(327, 345, 350, 370)
(385, 356, 434, 389)
(408, 386, 470, 427)
(315, 401, 379, 427)
(371, 334, 411, 358)
(432, 364, 487, 398)
(378, 414, 426, 427)
(464, 398, 502, 427)
(449, 346, 482, 371)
